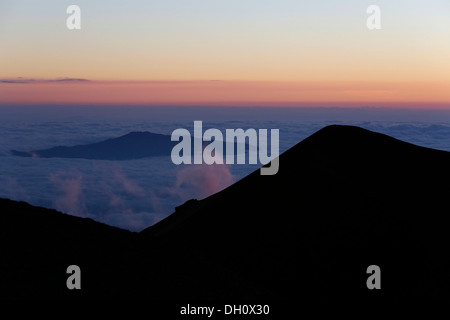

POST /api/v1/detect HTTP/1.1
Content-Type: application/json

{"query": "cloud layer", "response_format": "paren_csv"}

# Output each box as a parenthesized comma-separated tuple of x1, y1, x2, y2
(3, 106, 450, 231)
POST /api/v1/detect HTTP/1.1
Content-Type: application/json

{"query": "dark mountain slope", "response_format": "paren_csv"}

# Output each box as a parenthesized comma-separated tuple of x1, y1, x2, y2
(0, 199, 136, 298)
(2, 125, 450, 299)
(142, 125, 450, 298)
(0, 199, 263, 299)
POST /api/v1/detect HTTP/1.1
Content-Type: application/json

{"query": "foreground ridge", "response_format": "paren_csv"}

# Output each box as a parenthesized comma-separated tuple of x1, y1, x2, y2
(2, 125, 450, 299)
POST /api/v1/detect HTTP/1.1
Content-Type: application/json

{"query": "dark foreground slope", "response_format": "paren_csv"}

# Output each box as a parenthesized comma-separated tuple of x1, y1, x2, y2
(144, 125, 450, 299)
(0, 199, 137, 298)
(0, 199, 259, 300)
(2, 125, 450, 299)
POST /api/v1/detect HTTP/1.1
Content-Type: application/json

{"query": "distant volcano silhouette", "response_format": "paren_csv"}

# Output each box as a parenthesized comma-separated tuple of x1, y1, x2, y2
(11, 132, 175, 160)
(2, 125, 450, 299)
(11, 130, 248, 160)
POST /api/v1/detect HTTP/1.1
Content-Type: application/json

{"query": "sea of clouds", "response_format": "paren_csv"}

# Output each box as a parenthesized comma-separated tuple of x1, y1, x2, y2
(2, 106, 450, 231)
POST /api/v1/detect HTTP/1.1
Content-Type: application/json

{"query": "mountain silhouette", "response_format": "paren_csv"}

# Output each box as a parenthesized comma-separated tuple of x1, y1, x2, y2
(11, 132, 175, 160)
(2, 125, 450, 300)
(11, 131, 249, 161)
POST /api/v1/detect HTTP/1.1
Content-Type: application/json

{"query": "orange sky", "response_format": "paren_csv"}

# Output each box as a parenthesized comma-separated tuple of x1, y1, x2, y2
(1, 80, 449, 108)
(1, 1, 449, 107)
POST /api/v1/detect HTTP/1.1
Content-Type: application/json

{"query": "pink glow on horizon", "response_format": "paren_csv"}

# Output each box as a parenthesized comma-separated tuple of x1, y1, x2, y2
(1, 80, 449, 109)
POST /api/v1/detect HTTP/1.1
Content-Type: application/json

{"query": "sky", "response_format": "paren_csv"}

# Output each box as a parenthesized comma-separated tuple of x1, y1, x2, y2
(1, 0, 449, 107)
